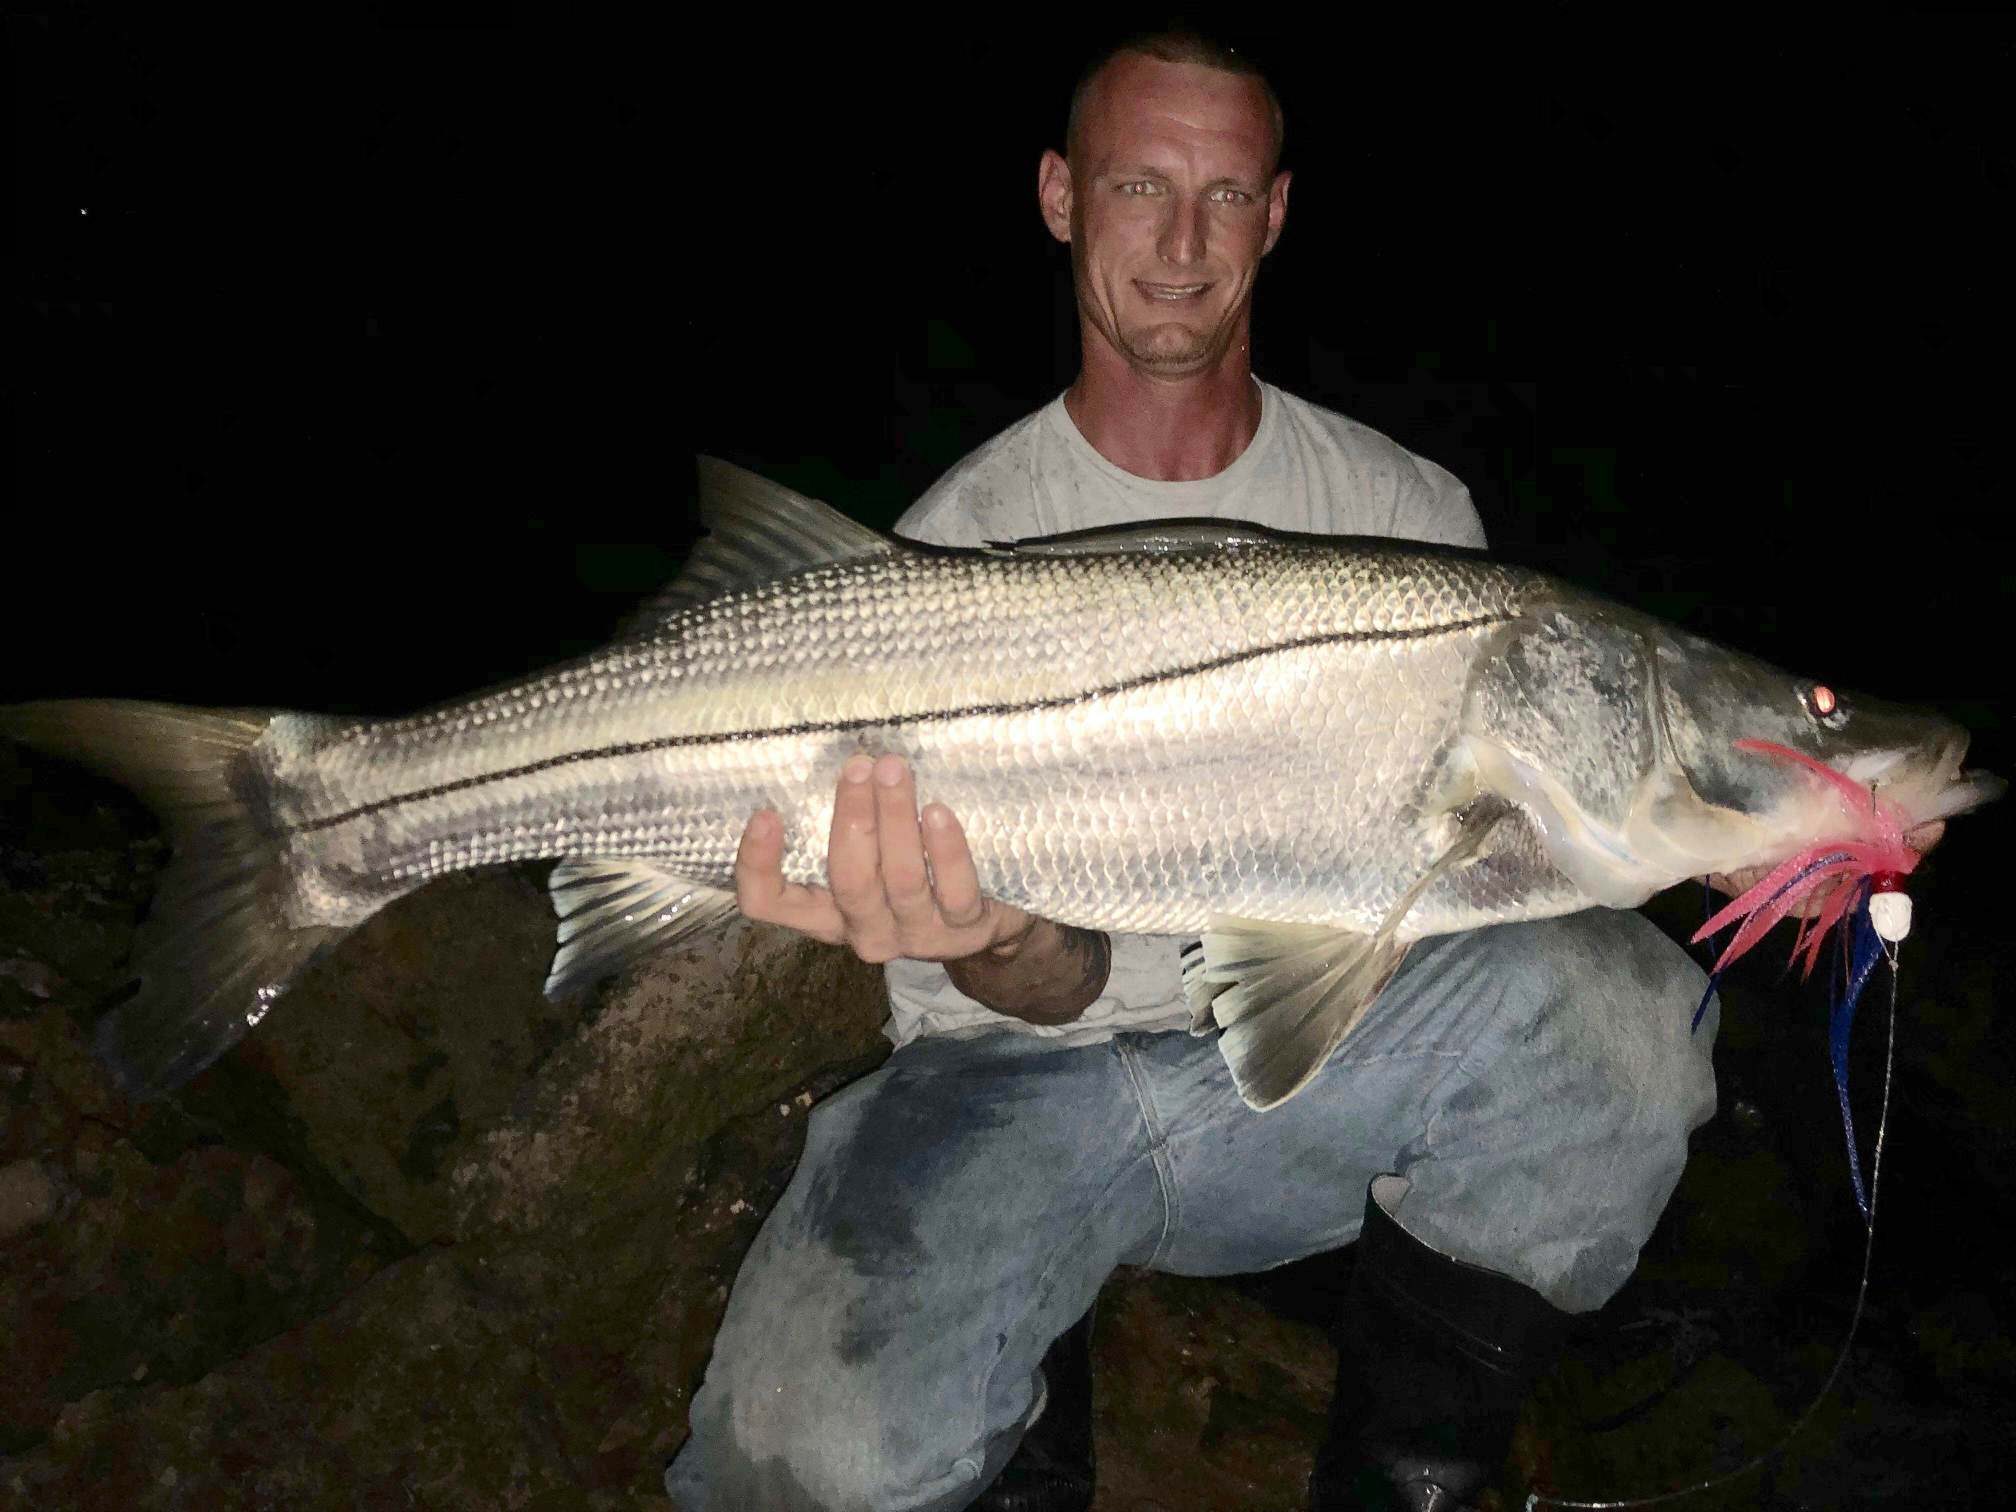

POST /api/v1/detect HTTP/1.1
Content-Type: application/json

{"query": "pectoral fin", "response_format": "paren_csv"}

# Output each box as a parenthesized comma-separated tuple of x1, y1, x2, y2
(1191, 921, 1412, 1110)
(1194, 799, 1516, 1111)
(1179, 938, 1220, 1034)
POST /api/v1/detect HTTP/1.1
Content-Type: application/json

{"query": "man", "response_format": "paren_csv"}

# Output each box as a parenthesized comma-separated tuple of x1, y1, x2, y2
(666, 31, 1716, 1512)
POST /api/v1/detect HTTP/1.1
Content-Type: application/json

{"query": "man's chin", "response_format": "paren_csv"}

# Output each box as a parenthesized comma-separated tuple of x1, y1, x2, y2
(1118, 330, 1217, 373)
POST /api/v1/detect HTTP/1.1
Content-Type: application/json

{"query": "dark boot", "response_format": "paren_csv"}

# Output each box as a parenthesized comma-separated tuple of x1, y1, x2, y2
(1309, 1175, 1572, 1512)
(972, 1302, 1097, 1512)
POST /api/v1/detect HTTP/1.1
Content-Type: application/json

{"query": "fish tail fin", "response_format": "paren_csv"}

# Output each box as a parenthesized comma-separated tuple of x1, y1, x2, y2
(1, 699, 346, 1099)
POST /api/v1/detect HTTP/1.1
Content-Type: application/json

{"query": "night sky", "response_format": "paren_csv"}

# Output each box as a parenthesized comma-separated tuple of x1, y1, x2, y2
(6, 11, 2012, 748)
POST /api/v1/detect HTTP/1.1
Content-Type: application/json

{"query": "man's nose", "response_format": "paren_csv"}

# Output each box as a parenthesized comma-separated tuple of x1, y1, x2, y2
(1158, 195, 1205, 265)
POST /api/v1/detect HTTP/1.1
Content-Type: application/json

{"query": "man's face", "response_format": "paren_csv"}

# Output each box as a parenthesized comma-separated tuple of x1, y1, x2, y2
(1041, 54, 1290, 378)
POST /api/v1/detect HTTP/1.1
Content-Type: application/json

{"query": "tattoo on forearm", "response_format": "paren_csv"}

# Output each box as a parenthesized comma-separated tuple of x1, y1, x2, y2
(1056, 925, 1111, 1001)
(947, 919, 1112, 1022)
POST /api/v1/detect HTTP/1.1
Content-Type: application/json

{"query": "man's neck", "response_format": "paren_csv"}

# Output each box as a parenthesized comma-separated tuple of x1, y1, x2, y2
(1063, 346, 1263, 482)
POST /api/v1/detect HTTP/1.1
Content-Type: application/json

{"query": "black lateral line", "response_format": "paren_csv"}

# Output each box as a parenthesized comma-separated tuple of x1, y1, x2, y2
(296, 613, 1507, 835)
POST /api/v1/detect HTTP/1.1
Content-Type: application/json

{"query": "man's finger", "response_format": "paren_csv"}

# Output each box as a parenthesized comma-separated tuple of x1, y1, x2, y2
(873, 755, 937, 931)
(921, 802, 989, 929)
(825, 754, 900, 959)
(734, 807, 845, 941)
(733, 808, 788, 913)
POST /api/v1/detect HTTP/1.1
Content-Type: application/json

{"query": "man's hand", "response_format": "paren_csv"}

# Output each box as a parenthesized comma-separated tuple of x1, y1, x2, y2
(733, 753, 1110, 1024)
(734, 753, 1032, 964)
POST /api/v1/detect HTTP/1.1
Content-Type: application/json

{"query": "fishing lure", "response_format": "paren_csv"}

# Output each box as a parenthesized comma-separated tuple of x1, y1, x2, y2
(1688, 737, 1920, 1215)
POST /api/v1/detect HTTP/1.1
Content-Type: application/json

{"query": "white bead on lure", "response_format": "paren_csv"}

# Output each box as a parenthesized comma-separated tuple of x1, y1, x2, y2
(1867, 874, 1911, 944)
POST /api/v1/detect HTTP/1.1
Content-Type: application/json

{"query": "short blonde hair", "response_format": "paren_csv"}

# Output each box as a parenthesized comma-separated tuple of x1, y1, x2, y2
(1066, 29, 1286, 170)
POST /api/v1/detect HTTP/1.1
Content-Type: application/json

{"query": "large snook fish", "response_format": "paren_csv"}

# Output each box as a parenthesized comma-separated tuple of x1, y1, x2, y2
(2, 462, 2002, 1107)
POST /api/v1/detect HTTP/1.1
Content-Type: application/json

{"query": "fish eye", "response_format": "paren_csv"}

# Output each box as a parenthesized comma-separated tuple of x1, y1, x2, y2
(1803, 683, 1850, 730)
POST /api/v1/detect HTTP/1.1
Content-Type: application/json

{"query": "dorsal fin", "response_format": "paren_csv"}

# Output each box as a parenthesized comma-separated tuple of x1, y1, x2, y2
(620, 458, 896, 638)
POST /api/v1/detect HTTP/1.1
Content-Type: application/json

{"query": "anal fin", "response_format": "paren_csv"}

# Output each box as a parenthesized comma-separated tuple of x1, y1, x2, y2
(546, 860, 739, 997)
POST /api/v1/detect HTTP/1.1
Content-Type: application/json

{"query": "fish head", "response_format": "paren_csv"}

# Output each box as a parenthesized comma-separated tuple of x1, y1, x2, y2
(1646, 622, 2004, 887)
(1462, 601, 2003, 907)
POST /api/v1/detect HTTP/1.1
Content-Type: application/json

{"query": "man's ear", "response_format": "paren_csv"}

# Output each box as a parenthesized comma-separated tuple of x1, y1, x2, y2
(1263, 169, 1292, 255)
(1038, 149, 1073, 244)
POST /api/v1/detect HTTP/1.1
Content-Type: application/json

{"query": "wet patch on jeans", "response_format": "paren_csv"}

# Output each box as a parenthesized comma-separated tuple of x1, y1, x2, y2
(791, 1070, 1019, 1276)
(1281, 1135, 1381, 1195)
(833, 1296, 901, 1367)
(1551, 910, 1707, 1011)
(687, 1445, 834, 1511)
(788, 1060, 1101, 1370)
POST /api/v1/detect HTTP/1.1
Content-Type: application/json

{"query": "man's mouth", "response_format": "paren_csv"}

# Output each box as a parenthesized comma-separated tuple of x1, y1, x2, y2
(1134, 280, 1211, 302)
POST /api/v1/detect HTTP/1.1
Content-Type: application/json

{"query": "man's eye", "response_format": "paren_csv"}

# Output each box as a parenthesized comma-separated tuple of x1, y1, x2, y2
(1119, 181, 1161, 196)
(1211, 188, 1254, 205)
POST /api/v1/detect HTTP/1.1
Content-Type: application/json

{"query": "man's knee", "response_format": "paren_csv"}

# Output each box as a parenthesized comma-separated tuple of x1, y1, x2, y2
(1478, 909, 1718, 1131)
(672, 1360, 938, 1512)
(1400, 911, 1719, 1309)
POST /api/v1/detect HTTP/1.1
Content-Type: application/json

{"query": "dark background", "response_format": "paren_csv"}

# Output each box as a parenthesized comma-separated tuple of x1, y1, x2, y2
(7, 10, 2011, 737)
(5, 8, 2015, 1500)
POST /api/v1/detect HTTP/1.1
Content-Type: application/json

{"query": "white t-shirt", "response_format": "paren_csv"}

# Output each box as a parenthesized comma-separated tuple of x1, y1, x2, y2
(882, 379, 1488, 1050)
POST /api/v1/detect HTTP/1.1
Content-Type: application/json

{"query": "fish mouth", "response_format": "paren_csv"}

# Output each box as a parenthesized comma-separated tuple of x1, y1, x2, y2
(1882, 730, 2005, 826)
(1915, 769, 2007, 822)
(1705, 732, 2003, 900)
(1837, 727, 1964, 790)
(1838, 728, 2004, 827)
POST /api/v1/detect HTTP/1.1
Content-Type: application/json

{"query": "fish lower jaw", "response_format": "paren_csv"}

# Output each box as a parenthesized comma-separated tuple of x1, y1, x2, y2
(1700, 823, 1933, 904)
(1703, 860, 1785, 898)
(1698, 789, 1958, 898)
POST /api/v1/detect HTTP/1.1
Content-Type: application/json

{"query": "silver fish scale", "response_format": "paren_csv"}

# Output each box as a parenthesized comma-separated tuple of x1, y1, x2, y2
(267, 543, 1557, 936)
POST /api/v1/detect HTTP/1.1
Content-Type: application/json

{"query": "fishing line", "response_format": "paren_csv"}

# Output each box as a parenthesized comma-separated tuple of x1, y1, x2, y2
(1523, 934, 1902, 1512)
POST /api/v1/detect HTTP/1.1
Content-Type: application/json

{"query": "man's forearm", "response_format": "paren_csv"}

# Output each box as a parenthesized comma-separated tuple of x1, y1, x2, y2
(944, 915, 1111, 1025)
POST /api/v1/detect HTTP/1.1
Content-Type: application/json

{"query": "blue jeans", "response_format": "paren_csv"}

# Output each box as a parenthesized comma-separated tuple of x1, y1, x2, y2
(665, 910, 1717, 1511)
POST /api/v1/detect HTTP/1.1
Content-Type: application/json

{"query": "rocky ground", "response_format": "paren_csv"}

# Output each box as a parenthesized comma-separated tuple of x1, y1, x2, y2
(2, 741, 2011, 1511)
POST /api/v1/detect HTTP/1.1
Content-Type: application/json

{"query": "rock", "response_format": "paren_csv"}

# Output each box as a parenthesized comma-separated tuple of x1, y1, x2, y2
(1089, 1268, 1334, 1512)
(0, 1157, 58, 1240)
(0, 794, 891, 1505)
(0, 955, 61, 1001)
